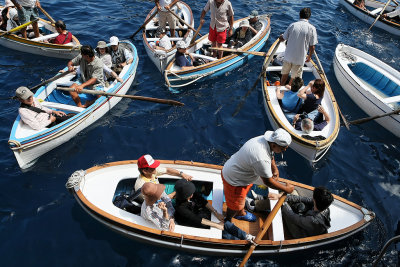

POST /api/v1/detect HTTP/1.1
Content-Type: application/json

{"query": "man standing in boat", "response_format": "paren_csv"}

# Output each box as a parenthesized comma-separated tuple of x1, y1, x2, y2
(67, 45, 105, 108)
(155, 0, 177, 38)
(200, 0, 234, 59)
(11, 0, 40, 39)
(222, 128, 295, 222)
(279, 7, 318, 86)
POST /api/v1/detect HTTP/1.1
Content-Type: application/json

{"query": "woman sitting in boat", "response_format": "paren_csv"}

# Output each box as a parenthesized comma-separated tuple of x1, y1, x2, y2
(297, 79, 325, 117)
(95, 40, 122, 86)
(280, 186, 333, 239)
(292, 105, 330, 133)
(353, 0, 366, 10)
(152, 26, 172, 51)
(5, 6, 18, 32)
(174, 179, 256, 242)
(228, 20, 257, 49)
(49, 20, 72, 45)
(175, 41, 194, 69)
(0, 0, 15, 31)
(276, 77, 304, 113)
(134, 154, 192, 201)
(15, 86, 72, 130)
(141, 182, 176, 232)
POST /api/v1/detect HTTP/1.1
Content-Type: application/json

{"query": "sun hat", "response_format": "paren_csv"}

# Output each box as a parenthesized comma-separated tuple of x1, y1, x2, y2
(264, 128, 292, 147)
(137, 154, 161, 169)
(155, 26, 166, 38)
(249, 10, 258, 19)
(96, 40, 107, 49)
(109, 36, 119, 46)
(15, 86, 33, 100)
(8, 7, 18, 20)
(5, 0, 14, 8)
(141, 182, 165, 205)
(176, 40, 187, 49)
(240, 20, 250, 27)
(175, 179, 196, 200)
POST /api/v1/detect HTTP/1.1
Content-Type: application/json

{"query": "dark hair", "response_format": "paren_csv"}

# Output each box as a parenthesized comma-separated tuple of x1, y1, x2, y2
(300, 8, 311, 19)
(312, 79, 325, 98)
(313, 186, 333, 211)
(55, 20, 66, 30)
(80, 45, 95, 57)
(291, 77, 304, 92)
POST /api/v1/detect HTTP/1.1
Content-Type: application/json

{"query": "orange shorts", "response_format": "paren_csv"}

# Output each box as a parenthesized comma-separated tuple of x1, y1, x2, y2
(221, 172, 253, 211)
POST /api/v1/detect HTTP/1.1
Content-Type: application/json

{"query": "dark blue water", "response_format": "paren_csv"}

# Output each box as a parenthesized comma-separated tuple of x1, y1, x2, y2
(0, 0, 399, 266)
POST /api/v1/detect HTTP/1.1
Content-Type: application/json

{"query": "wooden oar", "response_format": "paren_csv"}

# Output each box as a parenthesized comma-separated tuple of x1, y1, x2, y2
(349, 108, 400, 125)
(210, 47, 267, 57)
(368, 0, 392, 31)
(167, 8, 202, 37)
(37, 5, 56, 24)
(0, 18, 39, 37)
(232, 39, 282, 117)
(313, 51, 350, 130)
(30, 70, 73, 91)
(190, 21, 204, 44)
(129, 0, 180, 39)
(56, 87, 185, 106)
(239, 193, 287, 267)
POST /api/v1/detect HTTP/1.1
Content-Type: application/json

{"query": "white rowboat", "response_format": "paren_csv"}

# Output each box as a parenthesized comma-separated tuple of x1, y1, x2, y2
(8, 41, 138, 169)
(67, 160, 374, 255)
(333, 43, 400, 137)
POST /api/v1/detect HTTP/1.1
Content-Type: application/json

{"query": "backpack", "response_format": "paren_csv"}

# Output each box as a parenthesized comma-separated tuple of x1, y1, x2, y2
(113, 188, 142, 214)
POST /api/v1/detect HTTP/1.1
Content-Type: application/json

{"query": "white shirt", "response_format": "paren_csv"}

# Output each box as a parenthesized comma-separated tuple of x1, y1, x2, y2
(18, 98, 53, 130)
(15, 0, 36, 7)
(158, 35, 172, 50)
(222, 136, 273, 186)
(282, 19, 318, 66)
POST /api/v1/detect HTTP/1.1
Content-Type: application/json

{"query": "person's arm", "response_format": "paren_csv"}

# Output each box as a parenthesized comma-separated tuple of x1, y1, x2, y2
(228, 15, 234, 37)
(74, 77, 97, 93)
(306, 45, 315, 62)
(11, 0, 22, 10)
(201, 218, 224, 230)
(165, 167, 192, 181)
(292, 114, 300, 127)
(261, 176, 294, 194)
(200, 0, 210, 25)
(318, 105, 330, 124)
(297, 81, 313, 100)
(36, 0, 41, 8)
(281, 202, 316, 233)
(276, 86, 285, 100)
(271, 157, 279, 178)
(249, 25, 257, 35)
(205, 203, 224, 221)
(122, 49, 133, 66)
(279, 34, 285, 42)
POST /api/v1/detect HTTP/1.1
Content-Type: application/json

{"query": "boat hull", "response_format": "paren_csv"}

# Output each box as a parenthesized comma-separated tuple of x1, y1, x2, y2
(333, 44, 400, 137)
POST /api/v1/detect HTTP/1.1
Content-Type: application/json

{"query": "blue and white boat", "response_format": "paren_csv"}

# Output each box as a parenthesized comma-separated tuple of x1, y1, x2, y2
(333, 43, 400, 137)
(8, 41, 138, 169)
(164, 15, 270, 90)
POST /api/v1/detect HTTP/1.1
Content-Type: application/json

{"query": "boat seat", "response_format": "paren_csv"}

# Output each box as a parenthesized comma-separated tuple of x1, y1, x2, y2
(266, 66, 313, 72)
(370, 7, 383, 15)
(40, 101, 85, 113)
(383, 95, 400, 104)
(31, 33, 59, 42)
(269, 188, 285, 241)
(146, 26, 188, 30)
(147, 37, 183, 42)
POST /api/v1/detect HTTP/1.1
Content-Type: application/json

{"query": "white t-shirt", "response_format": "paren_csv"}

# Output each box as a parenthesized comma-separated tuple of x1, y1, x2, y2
(222, 136, 273, 186)
(283, 19, 318, 66)
(158, 35, 172, 50)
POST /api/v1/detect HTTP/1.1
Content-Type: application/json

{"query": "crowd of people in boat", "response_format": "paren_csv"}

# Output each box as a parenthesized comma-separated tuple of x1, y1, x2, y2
(353, 0, 400, 23)
(116, 127, 334, 241)
(14, 35, 132, 129)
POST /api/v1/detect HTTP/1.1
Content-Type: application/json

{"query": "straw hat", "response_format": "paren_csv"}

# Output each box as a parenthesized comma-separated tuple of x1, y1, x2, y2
(141, 182, 165, 205)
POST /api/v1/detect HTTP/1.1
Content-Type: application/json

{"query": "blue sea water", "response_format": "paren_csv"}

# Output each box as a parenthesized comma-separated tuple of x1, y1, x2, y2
(0, 0, 399, 266)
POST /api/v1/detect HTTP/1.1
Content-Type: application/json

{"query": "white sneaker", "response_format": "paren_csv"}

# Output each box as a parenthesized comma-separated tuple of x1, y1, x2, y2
(251, 190, 265, 201)
(245, 197, 255, 212)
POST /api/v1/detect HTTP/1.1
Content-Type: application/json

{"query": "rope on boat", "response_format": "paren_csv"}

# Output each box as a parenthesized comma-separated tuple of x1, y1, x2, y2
(65, 170, 85, 189)
(372, 235, 400, 267)
(340, 51, 357, 66)
(278, 240, 283, 251)
(180, 235, 184, 247)
(8, 140, 21, 150)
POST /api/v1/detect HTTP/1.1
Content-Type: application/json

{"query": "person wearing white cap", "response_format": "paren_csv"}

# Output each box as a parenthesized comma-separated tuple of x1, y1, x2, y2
(229, 19, 256, 49)
(0, 0, 15, 31)
(15, 86, 69, 130)
(248, 10, 262, 32)
(5, 6, 18, 31)
(109, 36, 133, 74)
(221, 128, 295, 222)
(10, 0, 41, 38)
(174, 40, 194, 70)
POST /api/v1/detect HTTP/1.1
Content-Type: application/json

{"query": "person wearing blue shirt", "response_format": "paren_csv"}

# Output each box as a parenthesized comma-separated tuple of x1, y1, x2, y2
(276, 77, 304, 113)
(175, 41, 194, 69)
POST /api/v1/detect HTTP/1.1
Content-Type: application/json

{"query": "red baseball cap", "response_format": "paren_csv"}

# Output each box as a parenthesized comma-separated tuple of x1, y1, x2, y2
(137, 154, 161, 169)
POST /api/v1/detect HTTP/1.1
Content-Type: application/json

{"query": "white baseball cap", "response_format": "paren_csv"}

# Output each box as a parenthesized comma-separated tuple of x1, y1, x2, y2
(109, 36, 119, 46)
(176, 40, 188, 49)
(264, 128, 292, 147)
(240, 20, 250, 27)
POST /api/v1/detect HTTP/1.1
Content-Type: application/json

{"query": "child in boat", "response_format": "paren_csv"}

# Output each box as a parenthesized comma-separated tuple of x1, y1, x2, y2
(141, 182, 176, 231)
(175, 41, 194, 69)
(134, 154, 192, 201)
(276, 77, 304, 113)
(173, 179, 255, 241)
(297, 79, 325, 118)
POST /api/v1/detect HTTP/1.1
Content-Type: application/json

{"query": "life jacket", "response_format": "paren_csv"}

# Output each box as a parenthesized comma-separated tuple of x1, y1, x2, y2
(110, 46, 126, 66)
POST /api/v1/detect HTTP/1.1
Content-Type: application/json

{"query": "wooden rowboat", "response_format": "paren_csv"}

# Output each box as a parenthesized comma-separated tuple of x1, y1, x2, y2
(333, 43, 400, 137)
(340, 0, 400, 36)
(0, 6, 80, 59)
(261, 39, 340, 162)
(164, 15, 270, 91)
(67, 160, 374, 255)
(142, 1, 194, 72)
(8, 41, 138, 169)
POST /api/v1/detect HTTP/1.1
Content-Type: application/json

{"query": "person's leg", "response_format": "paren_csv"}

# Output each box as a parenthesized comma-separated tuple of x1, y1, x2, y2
(225, 207, 238, 222)
(69, 83, 83, 107)
(31, 7, 40, 38)
(281, 61, 292, 85)
(216, 29, 227, 59)
(167, 13, 176, 37)
(224, 221, 248, 240)
(158, 11, 167, 32)
(17, 7, 28, 38)
(208, 26, 217, 57)
(216, 42, 223, 59)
